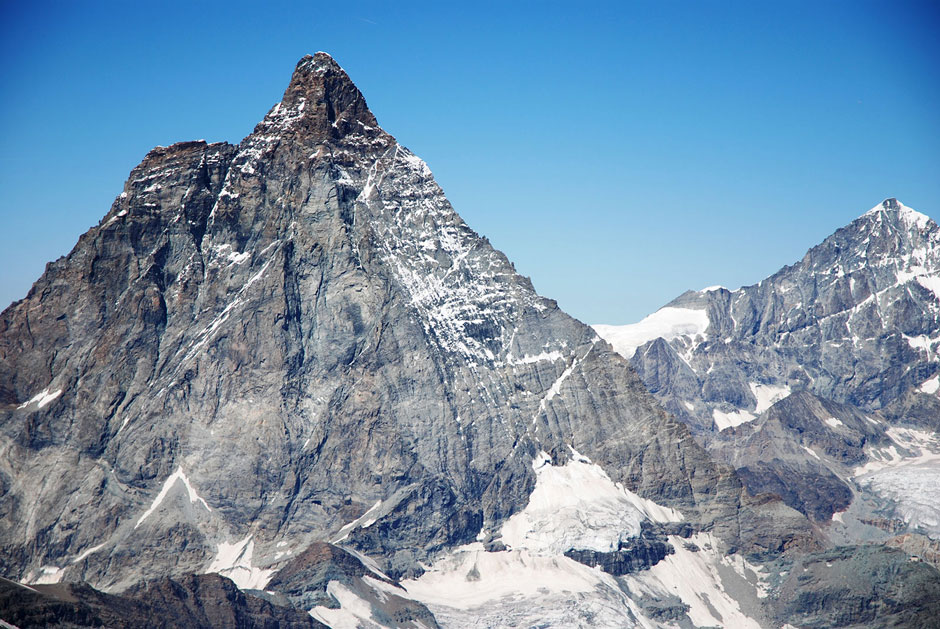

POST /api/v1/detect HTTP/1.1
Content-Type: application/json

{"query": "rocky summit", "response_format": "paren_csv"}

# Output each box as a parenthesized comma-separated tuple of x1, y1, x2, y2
(596, 198, 940, 613)
(2, 54, 938, 628)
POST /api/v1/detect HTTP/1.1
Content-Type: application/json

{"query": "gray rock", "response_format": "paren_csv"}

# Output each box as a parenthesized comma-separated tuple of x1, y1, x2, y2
(0, 52, 800, 616)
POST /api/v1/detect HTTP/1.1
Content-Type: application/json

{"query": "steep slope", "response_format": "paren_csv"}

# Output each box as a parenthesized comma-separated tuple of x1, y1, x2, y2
(0, 53, 824, 627)
(598, 199, 940, 433)
(595, 199, 940, 535)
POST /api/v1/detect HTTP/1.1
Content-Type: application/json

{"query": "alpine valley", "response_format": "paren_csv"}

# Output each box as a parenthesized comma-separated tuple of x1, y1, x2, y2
(1, 54, 938, 628)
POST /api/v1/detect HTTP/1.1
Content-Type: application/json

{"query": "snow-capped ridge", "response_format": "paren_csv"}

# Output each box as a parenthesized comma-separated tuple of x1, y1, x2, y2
(593, 306, 709, 359)
(861, 198, 933, 232)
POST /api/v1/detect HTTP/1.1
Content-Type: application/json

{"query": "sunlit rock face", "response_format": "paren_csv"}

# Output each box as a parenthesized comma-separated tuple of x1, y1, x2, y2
(1, 54, 936, 628)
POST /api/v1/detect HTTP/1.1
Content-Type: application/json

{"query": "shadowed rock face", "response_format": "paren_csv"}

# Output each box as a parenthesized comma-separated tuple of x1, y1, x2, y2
(0, 573, 325, 629)
(0, 52, 794, 598)
(767, 546, 940, 628)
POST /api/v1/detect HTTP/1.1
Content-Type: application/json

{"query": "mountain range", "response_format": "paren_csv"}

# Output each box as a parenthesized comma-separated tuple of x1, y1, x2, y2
(1, 53, 938, 628)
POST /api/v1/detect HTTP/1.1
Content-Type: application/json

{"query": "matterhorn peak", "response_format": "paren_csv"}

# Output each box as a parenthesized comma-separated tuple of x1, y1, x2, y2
(275, 52, 380, 140)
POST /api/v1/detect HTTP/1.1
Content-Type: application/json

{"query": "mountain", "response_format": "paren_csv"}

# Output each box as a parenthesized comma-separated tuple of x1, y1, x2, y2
(1, 54, 937, 628)
(595, 199, 940, 551)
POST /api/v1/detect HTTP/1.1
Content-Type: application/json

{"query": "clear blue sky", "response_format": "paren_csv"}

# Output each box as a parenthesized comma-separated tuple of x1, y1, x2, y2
(1, 1, 938, 324)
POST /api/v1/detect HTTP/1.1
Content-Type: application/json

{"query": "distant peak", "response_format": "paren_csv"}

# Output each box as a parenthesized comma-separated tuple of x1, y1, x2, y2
(858, 198, 933, 233)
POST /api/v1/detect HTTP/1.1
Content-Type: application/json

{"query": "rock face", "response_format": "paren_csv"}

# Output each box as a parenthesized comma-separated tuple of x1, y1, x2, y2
(595, 199, 940, 589)
(0, 53, 812, 627)
(767, 545, 940, 628)
(1, 53, 936, 627)
(0, 573, 325, 628)
(598, 198, 940, 436)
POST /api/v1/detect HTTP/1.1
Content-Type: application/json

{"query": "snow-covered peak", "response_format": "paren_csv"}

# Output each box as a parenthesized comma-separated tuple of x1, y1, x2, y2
(861, 198, 934, 232)
(305, 51, 344, 73)
(593, 306, 710, 359)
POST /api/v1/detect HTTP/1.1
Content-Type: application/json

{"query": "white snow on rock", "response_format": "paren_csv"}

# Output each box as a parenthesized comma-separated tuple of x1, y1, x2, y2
(500, 451, 681, 556)
(713, 408, 756, 431)
(401, 546, 651, 627)
(206, 535, 274, 590)
(863, 200, 932, 231)
(506, 350, 564, 365)
(135, 465, 211, 529)
(404, 546, 612, 609)
(824, 417, 844, 429)
(749, 382, 791, 414)
(17, 388, 62, 409)
(853, 428, 940, 538)
(593, 307, 710, 359)
(803, 446, 821, 461)
(920, 375, 940, 395)
(854, 427, 940, 476)
(332, 499, 383, 543)
(309, 581, 377, 629)
(403, 533, 766, 628)
(622, 533, 764, 629)
(364, 143, 553, 366)
(71, 542, 107, 564)
(30, 566, 64, 585)
(916, 275, 940, 301)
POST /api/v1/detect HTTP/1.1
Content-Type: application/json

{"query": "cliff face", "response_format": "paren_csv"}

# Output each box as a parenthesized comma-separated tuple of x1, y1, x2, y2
(0, 53, 774, 590)
(2, 54, 936, 628)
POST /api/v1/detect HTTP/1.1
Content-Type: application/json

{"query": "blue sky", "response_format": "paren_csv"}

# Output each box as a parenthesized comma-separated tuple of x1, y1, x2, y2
(1, 1, 938, 324)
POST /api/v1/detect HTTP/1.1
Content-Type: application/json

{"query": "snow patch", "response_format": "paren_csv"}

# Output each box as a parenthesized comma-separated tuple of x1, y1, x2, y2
(533, 345, 594, 422)
(622, 533, 763, 629)
(135, 466, 211, 529)
(31, 566, 63, 585)
(332, 499, 383, 543)
(72, 542, 107, 564)
(749, 382, 791, 414)
(713, 408, 756, 431)
(593, 307, 710, 359)
(402, 546, 621, 610)
(309, 581, 377, 629)
(917, 276, 940, 301)
(824, 417, 844, 429)
(17, 388, 62, 409)
(207, 535, 274, 590)
(920, 376, 940, 395)
(499, 452, 681, 555)
(507, 350, 564, 365)
(803, 446, 821, 461)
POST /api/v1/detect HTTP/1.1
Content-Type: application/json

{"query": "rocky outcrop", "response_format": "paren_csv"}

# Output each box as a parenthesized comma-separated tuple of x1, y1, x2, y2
(767, 546, 940, 628)
(706, 391, 890, 521)
(266, 543, 439, 628)
(0, 573, 323, 628)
